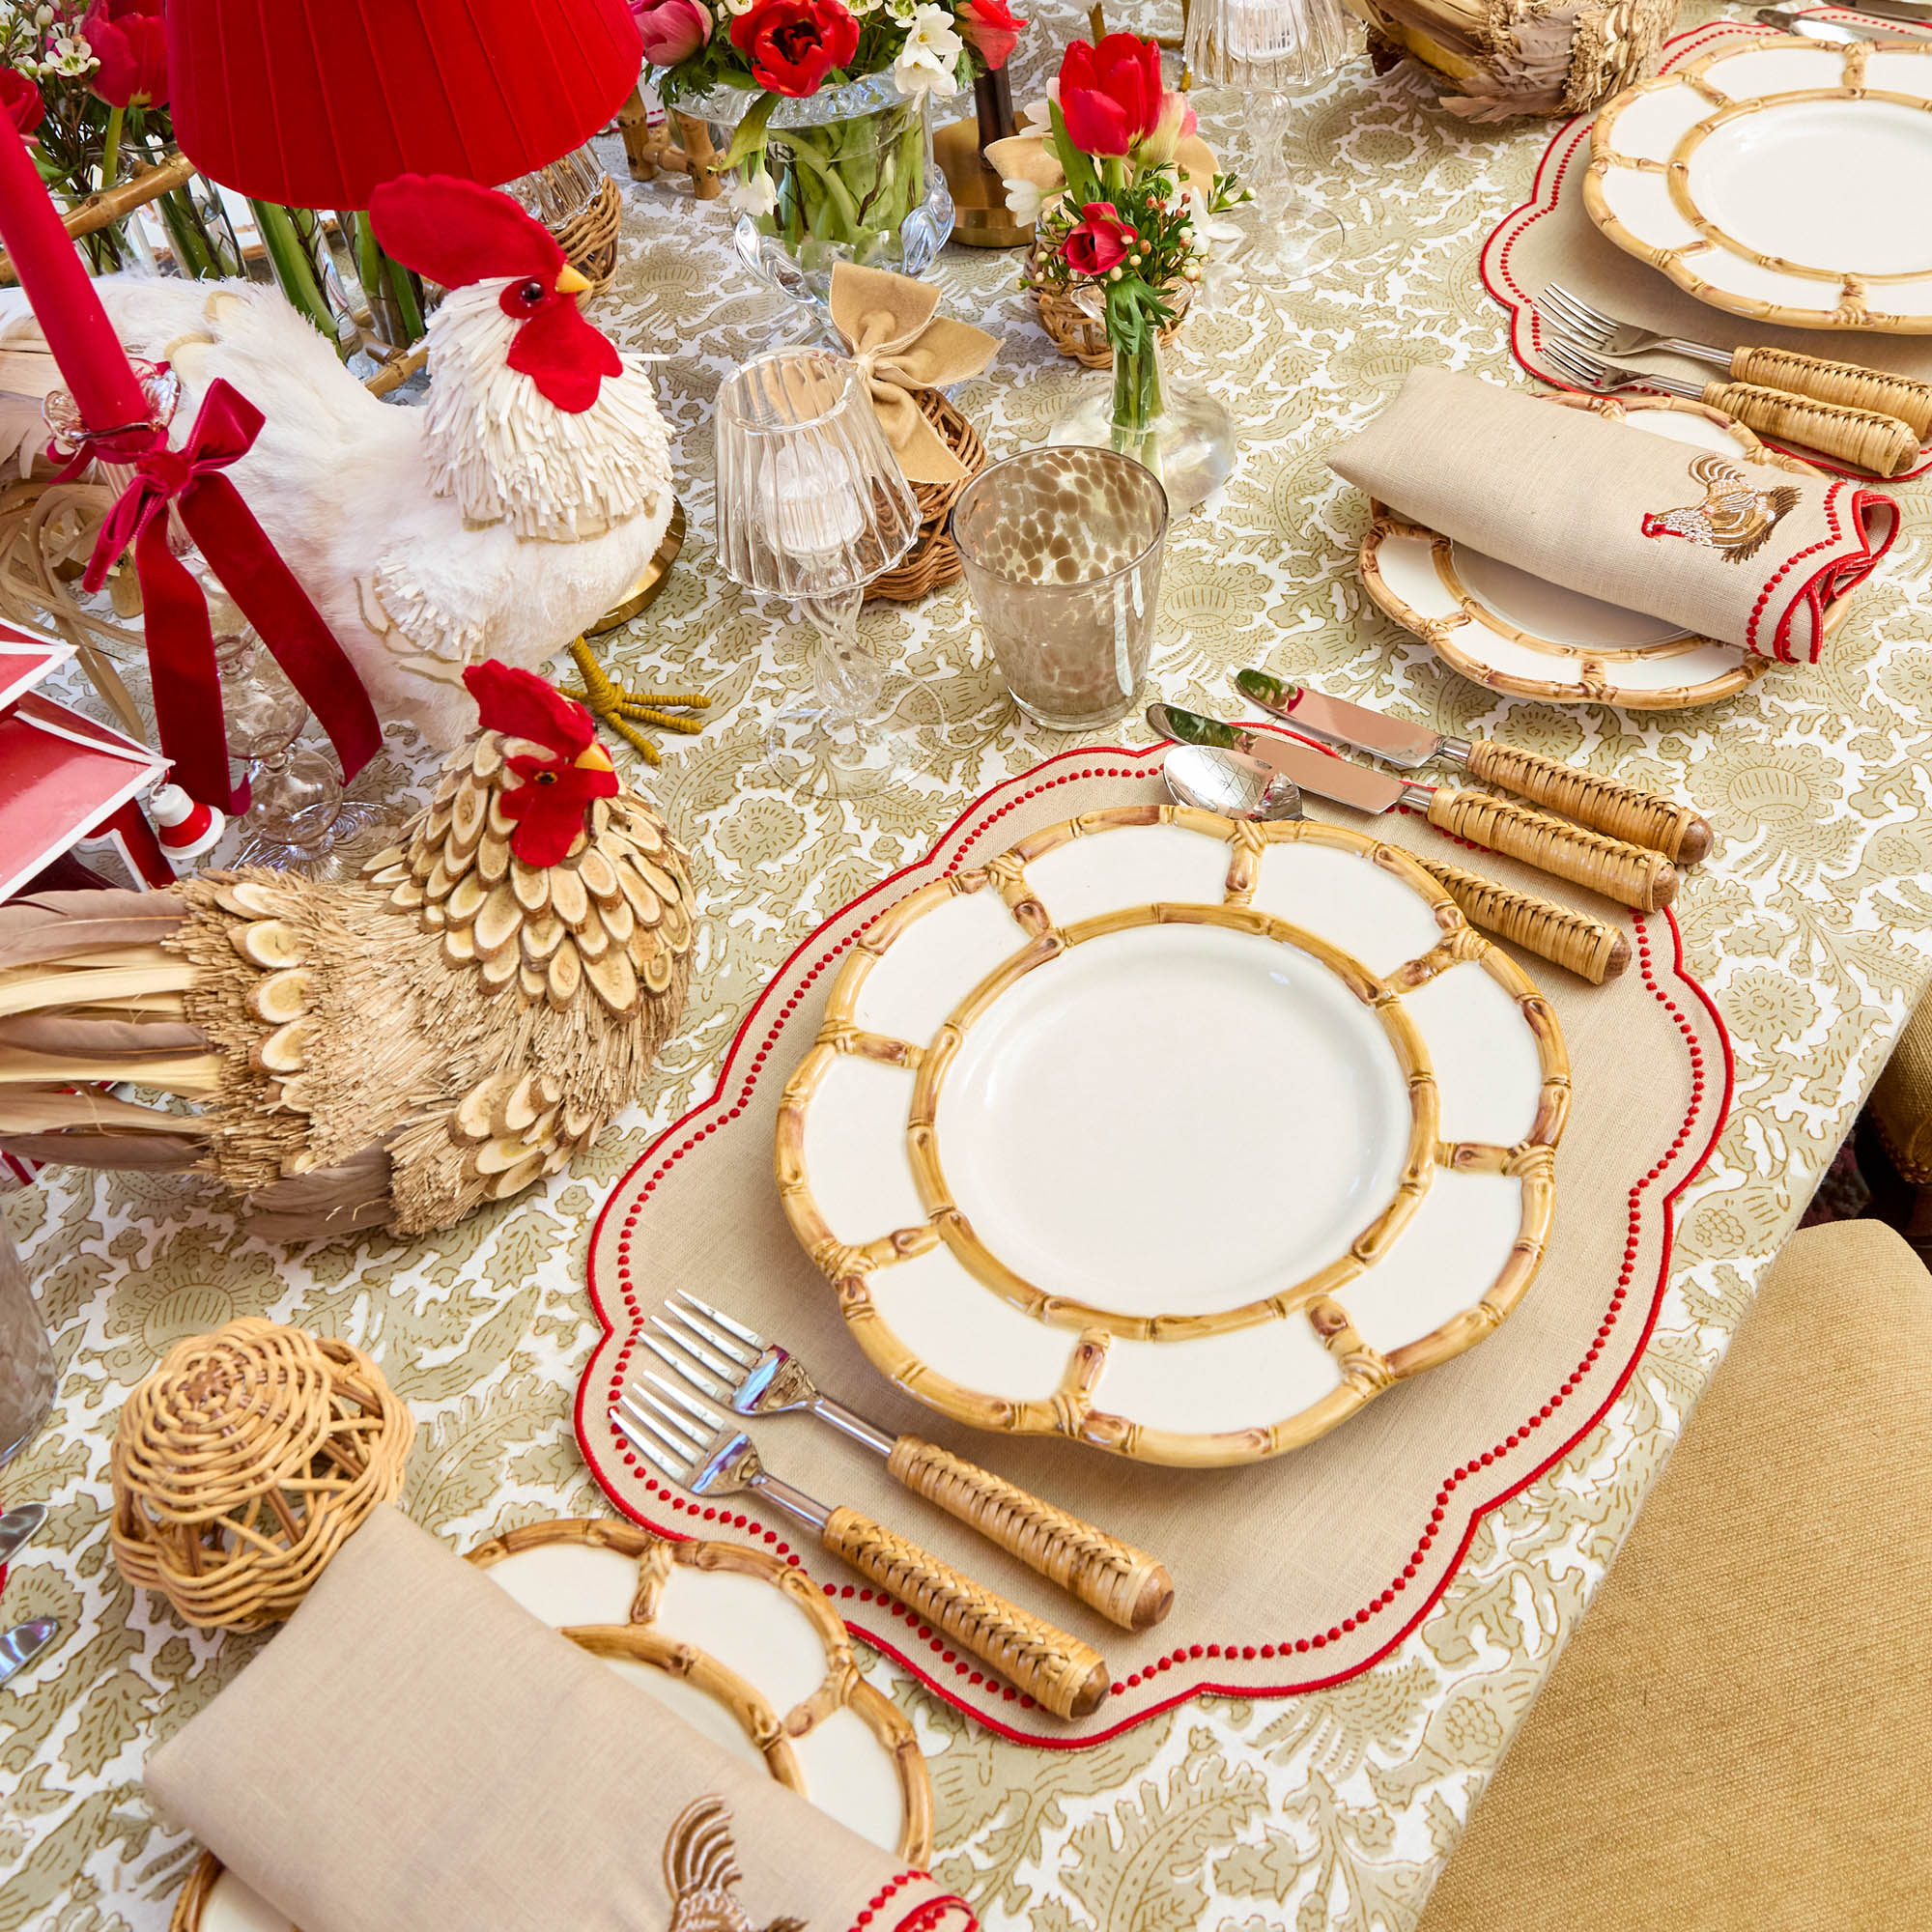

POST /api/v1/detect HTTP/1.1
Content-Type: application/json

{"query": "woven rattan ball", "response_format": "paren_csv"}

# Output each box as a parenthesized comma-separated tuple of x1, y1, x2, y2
(110, 1318, 413, 1632)
(551, 175, 624, 293)
(1022, 240, 1195, 369)
(866, 390, 987, 605)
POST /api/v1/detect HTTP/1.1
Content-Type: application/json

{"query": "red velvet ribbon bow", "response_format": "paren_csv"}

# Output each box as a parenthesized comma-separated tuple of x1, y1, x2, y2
(81, 378, 381, 813)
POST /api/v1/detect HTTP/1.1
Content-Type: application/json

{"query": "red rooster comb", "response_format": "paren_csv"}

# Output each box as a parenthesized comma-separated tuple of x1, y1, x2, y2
(464, 661, 594, 756)
(367, 173, 622, 413)
(367, 173, 565, 289)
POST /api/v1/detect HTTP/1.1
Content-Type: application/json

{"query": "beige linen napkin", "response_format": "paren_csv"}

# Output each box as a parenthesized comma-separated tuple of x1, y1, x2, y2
(146, 1506, 969, 1932)
(1331, 366, 1898, 663)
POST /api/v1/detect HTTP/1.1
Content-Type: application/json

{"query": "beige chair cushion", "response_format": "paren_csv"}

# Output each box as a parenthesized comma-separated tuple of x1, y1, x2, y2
(1872, 994, 1932, 1183)
(1419, 1219, 1932, 1932)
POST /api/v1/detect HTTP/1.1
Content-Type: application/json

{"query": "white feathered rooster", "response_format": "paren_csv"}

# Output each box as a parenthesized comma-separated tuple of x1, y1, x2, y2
(0, 173, 674, 746)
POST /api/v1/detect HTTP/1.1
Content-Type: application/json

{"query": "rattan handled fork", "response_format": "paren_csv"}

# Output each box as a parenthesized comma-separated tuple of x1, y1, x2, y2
(1538, 282, 1932, 442)
(647, 1292, 1174, 1631)
(612, 1377, 1111, 1719)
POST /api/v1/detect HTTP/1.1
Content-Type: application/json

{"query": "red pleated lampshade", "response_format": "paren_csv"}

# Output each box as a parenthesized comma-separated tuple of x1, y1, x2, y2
(165, 0, 643, 208)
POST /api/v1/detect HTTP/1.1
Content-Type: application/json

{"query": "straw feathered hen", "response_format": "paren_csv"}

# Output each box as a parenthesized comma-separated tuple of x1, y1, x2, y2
(0, 665, 694, 1239)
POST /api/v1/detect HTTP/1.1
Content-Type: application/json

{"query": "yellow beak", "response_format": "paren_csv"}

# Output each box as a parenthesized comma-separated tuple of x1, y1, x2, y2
(575, 741, 615, 774)
(554, 264, 592, 298)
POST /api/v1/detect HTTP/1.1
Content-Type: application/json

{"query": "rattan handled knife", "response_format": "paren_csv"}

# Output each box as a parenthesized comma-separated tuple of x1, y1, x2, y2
(1150, 704, 1679, 911)
(1235, 670, 1713, 865)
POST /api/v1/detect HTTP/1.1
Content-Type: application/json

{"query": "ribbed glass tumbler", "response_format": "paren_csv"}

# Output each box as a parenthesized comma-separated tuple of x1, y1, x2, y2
(950, 448, 1169, 731)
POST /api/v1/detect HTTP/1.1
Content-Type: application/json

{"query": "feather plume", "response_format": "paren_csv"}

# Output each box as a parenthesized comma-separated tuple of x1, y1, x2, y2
(0, 892, 187, 971)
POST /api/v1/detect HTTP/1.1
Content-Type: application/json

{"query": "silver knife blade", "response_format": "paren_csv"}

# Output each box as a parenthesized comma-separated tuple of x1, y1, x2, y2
(1838, 0, 1932, 21)
(0, 1504, 46, 1570)
(1756, 7, 1923, 38)
(1148, 704, 1418, 815)
(0, 1618, 56, 1686)
(1235, 669, 1445, 770)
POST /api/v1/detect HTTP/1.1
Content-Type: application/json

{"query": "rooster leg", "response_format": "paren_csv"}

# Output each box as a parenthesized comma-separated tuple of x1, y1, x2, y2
(563, 637, 710, 767)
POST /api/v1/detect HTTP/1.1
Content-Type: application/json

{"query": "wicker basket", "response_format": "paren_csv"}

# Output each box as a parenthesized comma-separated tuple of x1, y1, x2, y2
(550, 174, 624, 294)
(867, 390, 987, 605)
(1022, 239, 1195, 369)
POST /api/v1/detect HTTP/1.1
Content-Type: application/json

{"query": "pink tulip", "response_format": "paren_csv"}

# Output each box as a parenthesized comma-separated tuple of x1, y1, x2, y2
(633, 0, 713, 67)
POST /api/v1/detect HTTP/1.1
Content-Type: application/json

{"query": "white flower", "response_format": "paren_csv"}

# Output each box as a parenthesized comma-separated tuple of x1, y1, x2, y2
(49, 30, 91, 71)
(892, 1, 961, 96)
(1017, 95, 1052, 134)
(1001, 175, 1042, 223)
(730, 166, 779, 217)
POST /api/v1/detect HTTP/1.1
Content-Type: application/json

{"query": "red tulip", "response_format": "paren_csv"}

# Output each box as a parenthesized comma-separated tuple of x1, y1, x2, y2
(1062, 201, 1134, 276)
(729, 0, 861, 98)
(0, 71, 43, 135)
(86, 7, 170, 107)
(957, 0, 1025, 70)
(1056, 33, 1163, 158)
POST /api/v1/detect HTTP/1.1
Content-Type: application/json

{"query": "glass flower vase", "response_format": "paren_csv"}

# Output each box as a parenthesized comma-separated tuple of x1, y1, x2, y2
(698, 75, 954, 310)
(1049, 326, 1236, 516)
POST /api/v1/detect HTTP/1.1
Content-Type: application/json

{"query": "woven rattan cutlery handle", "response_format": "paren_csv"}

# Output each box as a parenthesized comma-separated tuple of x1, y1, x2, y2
(1414, 860, 1629, 984)
(1426, 790, 1679, 912)
(1463, 740, 1713, 865)
(888, 1435, 1174, 1632)
(822, 1507, 1110, 1719)
(1698, 379, 1919, 478)
(1730, 347, 1932, 443)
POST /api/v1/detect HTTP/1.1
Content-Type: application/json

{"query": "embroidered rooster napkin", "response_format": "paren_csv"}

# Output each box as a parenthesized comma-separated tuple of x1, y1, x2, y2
(145, 1506, 971, 1932)
(1331, 365, 1897, 663)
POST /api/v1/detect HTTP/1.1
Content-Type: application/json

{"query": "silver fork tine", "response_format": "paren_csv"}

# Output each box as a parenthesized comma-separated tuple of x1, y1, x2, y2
(643, 1370, 730, 1434)
(640, 1331, 735, 1406)
(1543, 284, 1617, 336)
(1537, 284, 1612, 347)
(649, 1313, 744, 1385)
(665, 1296, 760, 1367)
(1543, 339, 1607, 386)
(669, 1290, 766, 1353)
(630, 1380, 713, 1459)
(613, 1395, 696, 1474)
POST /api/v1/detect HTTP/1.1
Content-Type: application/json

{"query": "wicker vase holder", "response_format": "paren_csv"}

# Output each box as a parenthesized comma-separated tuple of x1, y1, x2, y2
(1022, 240, 1194, 368)
(866, 390, 987, 605)
(549, 174, 624, 295)
(110, 1317, 413, 1633)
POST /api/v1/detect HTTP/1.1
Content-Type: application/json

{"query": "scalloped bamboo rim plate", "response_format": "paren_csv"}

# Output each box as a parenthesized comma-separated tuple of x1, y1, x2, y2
(1584, 38, 1932, 332)
(774, 807, 1570, 1468)
(1358, 394, 1847, 708)
(170, 1520, 932, 1932)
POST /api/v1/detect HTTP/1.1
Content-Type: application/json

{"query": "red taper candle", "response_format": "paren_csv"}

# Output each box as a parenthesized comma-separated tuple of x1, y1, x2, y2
(0, 122, 152, 431)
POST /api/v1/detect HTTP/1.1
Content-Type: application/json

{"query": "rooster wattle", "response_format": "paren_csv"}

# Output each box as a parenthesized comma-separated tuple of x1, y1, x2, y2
(0, 174, 678, 747)
(0, 666, 695, 1238)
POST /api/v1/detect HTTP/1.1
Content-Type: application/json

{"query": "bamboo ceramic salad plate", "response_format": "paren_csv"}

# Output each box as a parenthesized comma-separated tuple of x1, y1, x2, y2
(1585, 38, 1932, 332)
(173, 1520, 929, 1932)
(775, 809, 1569, 1468)
(1359, 394, 1844, 707)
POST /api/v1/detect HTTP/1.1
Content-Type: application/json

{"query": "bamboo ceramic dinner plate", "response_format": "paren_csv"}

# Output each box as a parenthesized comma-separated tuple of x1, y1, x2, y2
(1359, 394, 1841, 707)
(776, 809, 1569, 1469)
(176, 1521, 929, 1932)
(1586, 38, 1932, 332)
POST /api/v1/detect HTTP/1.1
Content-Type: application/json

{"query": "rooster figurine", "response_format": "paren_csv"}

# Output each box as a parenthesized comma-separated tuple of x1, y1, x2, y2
(0, 174, 682, 748)
(0, 665, 694, 1238)
(1639, 454, 1802, 566)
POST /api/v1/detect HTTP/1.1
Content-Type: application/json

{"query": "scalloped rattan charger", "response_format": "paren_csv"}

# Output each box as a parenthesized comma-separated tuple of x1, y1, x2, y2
(111, 1319, 413, 1633)
(866, 390, 986, 604)
(1023, 240, 1195, 368)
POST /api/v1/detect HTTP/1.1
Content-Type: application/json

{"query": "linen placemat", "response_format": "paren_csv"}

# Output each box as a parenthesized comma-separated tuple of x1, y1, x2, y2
(1482, 14, 1932, 482)
(1331, 365, 1897, 663)
(578, 747, 1730, 1743)
(146, 1505, 972, 1932)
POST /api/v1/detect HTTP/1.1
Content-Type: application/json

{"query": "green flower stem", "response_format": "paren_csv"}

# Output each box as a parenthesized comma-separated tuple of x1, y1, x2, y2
(753, 98, 925, 265)
(250, 198, 336, 339)
(156, 189, 213, 277)
(98, 104, 123, 193)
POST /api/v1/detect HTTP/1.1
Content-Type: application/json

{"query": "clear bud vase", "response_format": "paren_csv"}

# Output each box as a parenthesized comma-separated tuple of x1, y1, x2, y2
(1050, 324, 1236, 516)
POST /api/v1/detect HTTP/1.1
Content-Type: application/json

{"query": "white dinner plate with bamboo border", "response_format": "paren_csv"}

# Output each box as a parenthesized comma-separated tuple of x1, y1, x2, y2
(172, 1520, 930, 1932)
(1585, 38, 1932, 332)
(775, 808, 1569, 1469)
(1358, 394, 1843, 708)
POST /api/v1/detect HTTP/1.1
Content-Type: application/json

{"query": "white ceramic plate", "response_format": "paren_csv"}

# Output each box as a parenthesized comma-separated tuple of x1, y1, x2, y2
(187, 1521, 928, 1932)
(775, 809, 1569, 1468)
(1359, 394, 1845, 708)
(1586, 38, 1932, 331)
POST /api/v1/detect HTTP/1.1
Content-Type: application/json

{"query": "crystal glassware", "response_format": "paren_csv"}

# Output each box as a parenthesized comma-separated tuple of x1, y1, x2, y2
(1185, 0, 1350, 283)
(0, 1214, 54, 1470)
(715, 350, 921, 796)
(949, 447, 1170, 730)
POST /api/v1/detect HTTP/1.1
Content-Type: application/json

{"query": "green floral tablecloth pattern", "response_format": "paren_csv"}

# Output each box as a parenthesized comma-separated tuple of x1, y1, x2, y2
(4, 9, 1930, 1926)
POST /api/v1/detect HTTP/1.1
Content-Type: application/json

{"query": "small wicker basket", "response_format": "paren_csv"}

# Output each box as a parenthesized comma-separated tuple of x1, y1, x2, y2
(110, 1318, 413, 1633)
(867, 390, 987, 604)
(1022, 240, 1195, 368)
(550, 174, 624, 294)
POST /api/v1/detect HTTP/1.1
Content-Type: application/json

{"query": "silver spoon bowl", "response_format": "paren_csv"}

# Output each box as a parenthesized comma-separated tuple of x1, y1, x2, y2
(1161, 742, 1304, 821)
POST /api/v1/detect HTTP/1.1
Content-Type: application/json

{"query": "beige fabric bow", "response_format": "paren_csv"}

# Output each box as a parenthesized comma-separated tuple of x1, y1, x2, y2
(829, 263, 999, 485)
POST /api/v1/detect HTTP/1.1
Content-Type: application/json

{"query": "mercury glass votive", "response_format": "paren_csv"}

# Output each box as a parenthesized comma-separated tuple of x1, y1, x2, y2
(950, 448, 1169, 730)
